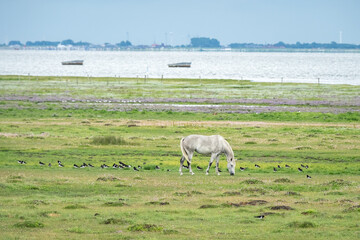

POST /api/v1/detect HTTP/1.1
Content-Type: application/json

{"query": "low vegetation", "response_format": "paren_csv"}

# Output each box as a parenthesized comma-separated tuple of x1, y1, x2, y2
(0, 76, 359, 239)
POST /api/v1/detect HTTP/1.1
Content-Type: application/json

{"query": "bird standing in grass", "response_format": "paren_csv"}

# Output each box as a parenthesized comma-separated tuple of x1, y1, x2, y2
(39, 161, 45, 166)
(307, 175, 312, 179)
(255, 164, 260, 168)
(240, 167, 246, 171)
(133, 166, 139, 171)
(196, 166, 203, 170)
(298, 167, 303, 172)
(73, 164, 79, 168)
(254, 215, 265, 219)
(155, 165, 160, 170)
(273, 167, 277, 172)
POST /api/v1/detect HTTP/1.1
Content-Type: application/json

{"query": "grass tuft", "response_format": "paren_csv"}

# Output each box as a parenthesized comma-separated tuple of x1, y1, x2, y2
(14, 221, 44, 228)
(102, 218, 129, 225)
(91, 135, 127, 145)
(274, 178, 293, 183)
(128, 223, 163, 232)
(242, 179, 264, 184)
(288, 221, 316, 228)
(64, 204, 87, 209)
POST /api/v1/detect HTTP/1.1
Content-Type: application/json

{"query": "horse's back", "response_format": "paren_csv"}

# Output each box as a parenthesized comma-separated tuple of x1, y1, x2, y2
(183, 134, 225, 153)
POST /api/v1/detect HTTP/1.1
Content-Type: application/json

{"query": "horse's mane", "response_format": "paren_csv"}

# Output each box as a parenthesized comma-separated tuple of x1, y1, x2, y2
(222, 138, 234, 161)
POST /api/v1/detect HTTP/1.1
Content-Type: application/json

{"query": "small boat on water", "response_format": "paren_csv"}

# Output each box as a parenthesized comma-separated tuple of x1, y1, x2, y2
(168, 62, 191, 68)
(61, 60, 84, 65)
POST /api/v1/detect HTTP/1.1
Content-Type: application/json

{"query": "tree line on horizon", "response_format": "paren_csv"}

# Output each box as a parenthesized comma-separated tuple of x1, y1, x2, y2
(3, 38, 360, 49)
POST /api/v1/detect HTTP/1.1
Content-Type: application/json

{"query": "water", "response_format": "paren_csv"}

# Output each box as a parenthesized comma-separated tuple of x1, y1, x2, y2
(0, 50, 359, 85)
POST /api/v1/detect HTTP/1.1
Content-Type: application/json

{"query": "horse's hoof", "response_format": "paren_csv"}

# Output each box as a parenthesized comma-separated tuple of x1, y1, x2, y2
(206, 172, 209, 175)
(180, 172, 183, 176)
(191, 172, 195, 175)
(217, 173, 221, 176)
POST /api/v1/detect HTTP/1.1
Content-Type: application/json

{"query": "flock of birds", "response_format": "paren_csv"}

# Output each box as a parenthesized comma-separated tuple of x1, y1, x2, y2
(18, 160, 312, 220)
(17, 160, 312, 178)
(239, 163, 312, 179)
(17, 160, 164, 171)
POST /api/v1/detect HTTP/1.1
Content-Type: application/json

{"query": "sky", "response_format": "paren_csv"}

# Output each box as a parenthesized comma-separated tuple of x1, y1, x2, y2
(0, 0, 359, 45)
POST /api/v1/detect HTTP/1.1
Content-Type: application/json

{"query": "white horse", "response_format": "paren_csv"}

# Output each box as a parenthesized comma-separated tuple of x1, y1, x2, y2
(179, 135, 236, 176)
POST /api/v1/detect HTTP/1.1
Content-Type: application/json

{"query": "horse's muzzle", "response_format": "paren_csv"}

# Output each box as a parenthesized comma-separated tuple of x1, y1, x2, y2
(230, 172, 235, 176)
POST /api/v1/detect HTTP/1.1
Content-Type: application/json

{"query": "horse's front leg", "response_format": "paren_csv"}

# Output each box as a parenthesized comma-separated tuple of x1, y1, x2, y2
(206, 154, 217, 175)
(215, 155, 221, 175)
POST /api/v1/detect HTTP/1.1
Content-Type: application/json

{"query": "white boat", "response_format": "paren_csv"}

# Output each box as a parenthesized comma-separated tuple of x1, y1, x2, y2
(61, 60, 84, 65)
(168, 62, 191, 68)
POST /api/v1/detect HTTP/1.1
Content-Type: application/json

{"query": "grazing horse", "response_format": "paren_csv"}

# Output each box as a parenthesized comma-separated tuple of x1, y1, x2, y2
(179, 135, 236, 176)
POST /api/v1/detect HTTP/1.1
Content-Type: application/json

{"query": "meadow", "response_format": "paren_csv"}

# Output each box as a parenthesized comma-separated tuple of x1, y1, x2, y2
(0, 76, 359, 239)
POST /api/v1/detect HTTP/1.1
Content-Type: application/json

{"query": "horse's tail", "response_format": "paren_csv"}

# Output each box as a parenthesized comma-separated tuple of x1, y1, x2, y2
(180, 137, 189, 162)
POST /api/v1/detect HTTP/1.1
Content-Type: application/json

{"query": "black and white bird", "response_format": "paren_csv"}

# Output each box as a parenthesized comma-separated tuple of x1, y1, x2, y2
(112, 163, 118, 168)
(183, 165, 189, 169)
(285, 164, 290, 168)
(48, 163, 52, 167)
(39, 161, 45, 166)
(133, 166, 139, 171)
(101, 164, 109, 169)
(255, 164, 260, 168)
(277, 165, 281, 168)
(298, 167, 303, 172)
(119, 161, 131, 168)
(240, 167, 246, 171)
(196, 166, 203, 170)
(58, 160, 62, 165)
(88, 164, 94, 168)
(58, 163, 64, 167)
(155, 165, 160, 170)
(254, 215, 265, 219)
(305, 165, 309, 169)
(17, 160, 26, 164)
(301, 164, 305, 168)
(273, 167, 277, 172)
(167, 169, 171, 172)
(218, 169, 222, 172)
(307, 175, 312, 179)
(73, 164, 79, 168)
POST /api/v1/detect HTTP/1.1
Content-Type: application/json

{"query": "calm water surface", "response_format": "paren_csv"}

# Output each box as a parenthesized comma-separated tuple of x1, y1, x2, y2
(0, 50, 359, 85)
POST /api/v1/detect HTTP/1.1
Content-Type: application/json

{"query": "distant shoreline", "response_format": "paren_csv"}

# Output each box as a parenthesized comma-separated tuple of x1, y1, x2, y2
(1, 47, 360, 54)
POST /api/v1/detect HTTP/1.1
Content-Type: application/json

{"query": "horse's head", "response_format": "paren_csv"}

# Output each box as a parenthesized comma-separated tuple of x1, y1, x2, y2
(227, 157, 236, 175)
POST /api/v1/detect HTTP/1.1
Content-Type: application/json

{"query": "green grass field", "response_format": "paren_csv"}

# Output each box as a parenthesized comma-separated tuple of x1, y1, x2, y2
(0, 76, 359, 239)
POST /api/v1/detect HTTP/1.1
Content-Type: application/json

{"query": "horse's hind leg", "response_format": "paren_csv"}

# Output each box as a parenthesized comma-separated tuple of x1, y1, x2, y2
(179, 156, 185, 176)
(187, 152, 194, 175)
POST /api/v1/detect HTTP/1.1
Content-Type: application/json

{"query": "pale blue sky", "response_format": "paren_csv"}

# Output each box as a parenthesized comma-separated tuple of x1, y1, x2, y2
(0, 0, 359, 45)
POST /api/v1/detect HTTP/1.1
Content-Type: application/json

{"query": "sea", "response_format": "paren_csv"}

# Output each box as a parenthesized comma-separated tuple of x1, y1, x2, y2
(0, 49, 359, 85)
